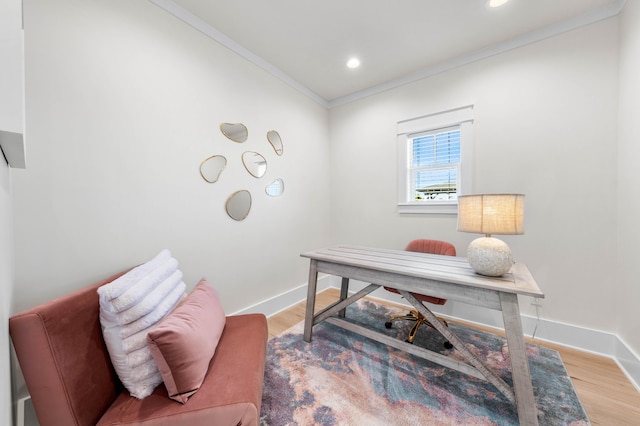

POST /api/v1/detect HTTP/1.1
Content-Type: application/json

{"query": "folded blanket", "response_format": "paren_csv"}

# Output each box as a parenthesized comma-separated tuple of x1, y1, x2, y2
(126, 345, 155, 369)
(110, 258, 179, 313)
(120, 281, 186, 339)
(98, 249, 187, 399)
(116, 269, 183, 326)
(98, 249, 171, 301)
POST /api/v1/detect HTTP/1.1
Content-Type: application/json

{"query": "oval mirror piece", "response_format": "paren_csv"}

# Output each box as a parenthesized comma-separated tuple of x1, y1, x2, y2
(226, 190, 251, 221)
(266, 178, 284, 197)
(267, 130, 284, 156)
(220, 122, 248, 143)
(242, 151, 267, 178)
(199, 155, 227, 183)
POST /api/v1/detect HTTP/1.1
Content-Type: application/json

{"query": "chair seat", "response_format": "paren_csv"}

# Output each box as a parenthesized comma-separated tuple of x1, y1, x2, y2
(383, 286, 446, 305)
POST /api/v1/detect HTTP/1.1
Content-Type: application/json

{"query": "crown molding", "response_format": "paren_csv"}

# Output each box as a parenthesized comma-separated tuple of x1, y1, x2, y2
(148, 0, 626, 109)
(148, 0, 329, 108)
(329, 0, 627, 108)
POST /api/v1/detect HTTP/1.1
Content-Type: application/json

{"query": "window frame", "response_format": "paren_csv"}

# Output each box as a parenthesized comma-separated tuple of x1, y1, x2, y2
(397, 105, 474, 215)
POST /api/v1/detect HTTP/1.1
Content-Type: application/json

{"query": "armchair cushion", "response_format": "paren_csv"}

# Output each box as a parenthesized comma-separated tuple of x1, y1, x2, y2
(97, 314, 268, 425)
(147, 279, 226, 404)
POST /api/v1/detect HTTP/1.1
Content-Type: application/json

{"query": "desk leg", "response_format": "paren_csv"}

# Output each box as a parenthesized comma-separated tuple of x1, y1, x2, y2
(303, 260, 319, 342)
(500, 292, 538, 426)
(401, 291, 513, 401)
(338, 277, 349, 318)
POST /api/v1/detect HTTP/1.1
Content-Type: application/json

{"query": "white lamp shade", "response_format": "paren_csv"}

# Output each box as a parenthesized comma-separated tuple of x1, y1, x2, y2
(457, 194, 525, 236)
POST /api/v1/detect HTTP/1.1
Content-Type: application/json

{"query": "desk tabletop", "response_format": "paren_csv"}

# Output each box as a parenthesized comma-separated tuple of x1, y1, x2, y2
(301, 245, 544, 299)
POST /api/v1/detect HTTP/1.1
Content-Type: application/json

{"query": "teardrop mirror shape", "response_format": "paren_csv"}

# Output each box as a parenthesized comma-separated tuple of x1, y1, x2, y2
(220, 122, 248, 143)
(242, 151, 267, 178)
(266, 178, 284, 197)
(267, 130, 284, 156)
(199, 155, 227, 183)
(226, 190, 252, 221)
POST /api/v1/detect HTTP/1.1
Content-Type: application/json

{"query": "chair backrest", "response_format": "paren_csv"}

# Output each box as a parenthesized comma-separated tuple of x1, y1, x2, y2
(9, 271, 127, 426)
(405, 239, 456, 257)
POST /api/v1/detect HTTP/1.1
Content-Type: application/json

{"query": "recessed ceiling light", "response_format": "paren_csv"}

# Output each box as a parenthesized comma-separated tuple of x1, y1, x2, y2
(346, 57, 361, 69)
(487, 0, 509, 8)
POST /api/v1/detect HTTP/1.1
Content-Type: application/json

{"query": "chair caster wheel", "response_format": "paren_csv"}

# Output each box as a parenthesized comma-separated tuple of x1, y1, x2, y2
(384, 322, 393, 329)
(444, 341, 453, 349)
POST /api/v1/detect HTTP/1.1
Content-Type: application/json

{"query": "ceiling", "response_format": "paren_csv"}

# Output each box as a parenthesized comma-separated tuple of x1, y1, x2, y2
(150, 0, 624, 107)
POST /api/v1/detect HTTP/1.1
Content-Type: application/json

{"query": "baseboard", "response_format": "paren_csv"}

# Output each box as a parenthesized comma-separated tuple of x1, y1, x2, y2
(615, 336, 640, 393)
(231, 274, 334, 317)
(241, 276, 640, 392)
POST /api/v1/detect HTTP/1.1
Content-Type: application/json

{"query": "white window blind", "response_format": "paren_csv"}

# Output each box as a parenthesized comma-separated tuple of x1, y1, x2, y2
(410, 129, 460, 201)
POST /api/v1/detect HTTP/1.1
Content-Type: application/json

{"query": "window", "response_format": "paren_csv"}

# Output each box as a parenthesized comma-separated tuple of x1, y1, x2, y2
(410, 128, 460, 202)
(397, 105, 473, 214)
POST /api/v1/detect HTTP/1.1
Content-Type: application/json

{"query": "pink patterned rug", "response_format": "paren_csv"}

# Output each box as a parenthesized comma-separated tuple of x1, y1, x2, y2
(260, 299, 589, 425)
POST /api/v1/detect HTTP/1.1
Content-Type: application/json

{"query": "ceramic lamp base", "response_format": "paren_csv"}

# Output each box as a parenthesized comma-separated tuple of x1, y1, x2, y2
(467, 236, 513, 276)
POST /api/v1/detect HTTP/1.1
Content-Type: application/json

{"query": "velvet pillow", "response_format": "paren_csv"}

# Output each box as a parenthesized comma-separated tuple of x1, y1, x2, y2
(147, 279, 226, 404)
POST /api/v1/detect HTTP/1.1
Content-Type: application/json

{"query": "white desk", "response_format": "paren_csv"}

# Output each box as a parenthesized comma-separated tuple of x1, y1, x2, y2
(301, 245, 544, 426)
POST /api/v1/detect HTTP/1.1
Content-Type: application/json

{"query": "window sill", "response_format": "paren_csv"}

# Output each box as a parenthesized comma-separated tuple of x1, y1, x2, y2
(398, 202, 458, 215)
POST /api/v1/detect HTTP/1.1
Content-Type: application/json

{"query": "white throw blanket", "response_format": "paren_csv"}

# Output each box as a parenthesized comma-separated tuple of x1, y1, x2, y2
(110, 258, 179, 313)
(98, 250, 186, 399)
(98, 249, 171, 301)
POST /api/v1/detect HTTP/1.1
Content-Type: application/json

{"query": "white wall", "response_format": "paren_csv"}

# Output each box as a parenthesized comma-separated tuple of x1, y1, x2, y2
(0, 0, 23, 135)
(329, 19, 620, 333)
(1, 0, 22, 423)
(0, 162, 14, 426)
(11, 1, 331, 422)
(13, 0, 332, 313)
(617, 1, 640, 369)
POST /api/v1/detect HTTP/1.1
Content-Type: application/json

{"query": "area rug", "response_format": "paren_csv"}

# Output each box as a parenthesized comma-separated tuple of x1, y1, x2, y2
(260, 299, 590, 425)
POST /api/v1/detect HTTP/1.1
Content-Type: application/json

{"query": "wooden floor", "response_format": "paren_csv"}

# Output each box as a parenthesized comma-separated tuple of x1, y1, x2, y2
(267, 288, 640, 425)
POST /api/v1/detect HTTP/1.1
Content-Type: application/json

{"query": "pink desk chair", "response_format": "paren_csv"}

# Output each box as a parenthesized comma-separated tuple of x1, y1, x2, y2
(384, 239, 456, 348)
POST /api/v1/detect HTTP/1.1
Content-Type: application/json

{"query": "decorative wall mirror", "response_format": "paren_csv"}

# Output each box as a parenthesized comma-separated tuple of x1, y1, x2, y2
(199, 155, 227, 183)
(220, 122, 248, 143)
(267, 130, 284, 156)
(242, 151, 267, 178)
(226, 190, 252, 221)
(265, 178, 284, 197)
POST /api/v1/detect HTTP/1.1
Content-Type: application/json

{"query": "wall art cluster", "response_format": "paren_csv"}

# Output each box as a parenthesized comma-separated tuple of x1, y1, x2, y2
(199, 122, 285, 221)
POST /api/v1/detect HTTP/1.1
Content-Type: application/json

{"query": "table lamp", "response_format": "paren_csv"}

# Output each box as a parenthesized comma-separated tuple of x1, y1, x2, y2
(457, 194, 525, 276)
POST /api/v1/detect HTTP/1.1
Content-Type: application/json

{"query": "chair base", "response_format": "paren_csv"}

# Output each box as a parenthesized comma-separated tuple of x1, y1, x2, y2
(385, 310, 453, 349)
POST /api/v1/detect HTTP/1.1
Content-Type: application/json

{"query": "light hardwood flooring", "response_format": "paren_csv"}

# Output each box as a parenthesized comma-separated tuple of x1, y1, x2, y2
(267, 288, 640, 425)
